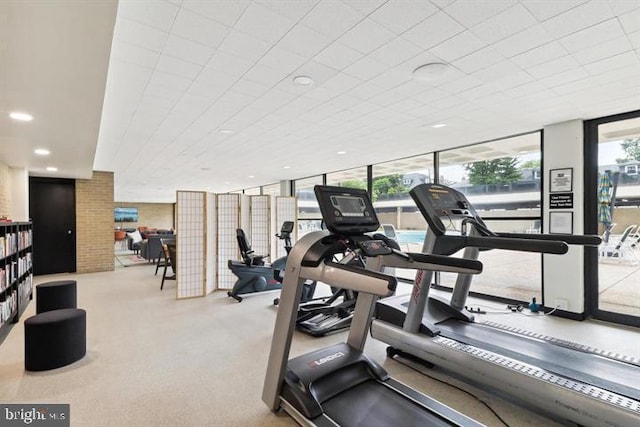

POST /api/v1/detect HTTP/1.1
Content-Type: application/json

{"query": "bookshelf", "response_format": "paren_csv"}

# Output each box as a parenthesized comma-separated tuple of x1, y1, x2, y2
(0, 222, 33, 344)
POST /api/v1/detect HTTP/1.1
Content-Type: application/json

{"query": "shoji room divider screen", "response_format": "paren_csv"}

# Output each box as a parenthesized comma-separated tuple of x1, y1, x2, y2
(216, 194, 240, 290)
(176, 191, 207, 299)
(250, 195, 271, 259)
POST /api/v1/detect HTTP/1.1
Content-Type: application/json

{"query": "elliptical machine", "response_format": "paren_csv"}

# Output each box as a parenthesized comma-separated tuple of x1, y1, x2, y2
(227, 221, 316, 303)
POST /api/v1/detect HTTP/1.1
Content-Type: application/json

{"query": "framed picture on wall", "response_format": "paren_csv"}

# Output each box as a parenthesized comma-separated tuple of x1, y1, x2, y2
(549, 168, 573, 193)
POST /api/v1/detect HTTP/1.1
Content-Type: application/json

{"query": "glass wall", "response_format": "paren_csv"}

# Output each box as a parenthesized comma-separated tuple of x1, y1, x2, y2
(595, 116, 640, 318)
(243, 187, 261, 195)
(437, 132, 543, 301)
(294, 175, 324, 237)
(261, 182, 281, 197)
(326, 167, 368, 189)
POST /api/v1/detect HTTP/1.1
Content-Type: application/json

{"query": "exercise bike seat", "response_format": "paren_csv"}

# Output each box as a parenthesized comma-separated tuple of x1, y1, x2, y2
(236, 228, 268, 266)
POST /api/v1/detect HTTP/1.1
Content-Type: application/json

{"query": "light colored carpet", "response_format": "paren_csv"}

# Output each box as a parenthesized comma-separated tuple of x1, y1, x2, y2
(115, 253, 151, 267)
(0, 265, 606, 427)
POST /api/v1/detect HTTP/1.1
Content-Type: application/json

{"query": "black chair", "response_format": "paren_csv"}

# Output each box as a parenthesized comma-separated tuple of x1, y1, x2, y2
(161, 243, 176, 290)
(236, 228, 267, 266)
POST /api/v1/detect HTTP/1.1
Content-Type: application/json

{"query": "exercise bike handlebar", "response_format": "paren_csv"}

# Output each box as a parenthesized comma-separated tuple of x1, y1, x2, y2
(495, 232, 602, 246)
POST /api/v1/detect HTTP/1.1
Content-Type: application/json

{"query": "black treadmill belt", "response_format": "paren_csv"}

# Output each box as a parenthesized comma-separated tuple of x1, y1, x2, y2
(438, 319, 640, 400)
(321, 379, 454, 427)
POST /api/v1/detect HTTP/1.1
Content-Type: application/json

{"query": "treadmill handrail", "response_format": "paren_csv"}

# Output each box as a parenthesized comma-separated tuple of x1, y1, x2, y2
(433, 235, 568, 255)
(495, 232, 602, 246)
(381, 252, 483, 274)
(300, 260, 397, 297)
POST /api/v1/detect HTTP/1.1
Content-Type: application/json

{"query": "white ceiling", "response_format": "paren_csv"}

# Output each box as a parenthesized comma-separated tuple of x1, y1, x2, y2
(2, 1, 640, 203)
(0, 1, 117, 179)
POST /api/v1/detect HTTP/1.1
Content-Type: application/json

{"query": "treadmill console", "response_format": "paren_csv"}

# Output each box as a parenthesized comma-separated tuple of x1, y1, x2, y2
(314, 185, 379, 235)
(409, 184, 484, 236)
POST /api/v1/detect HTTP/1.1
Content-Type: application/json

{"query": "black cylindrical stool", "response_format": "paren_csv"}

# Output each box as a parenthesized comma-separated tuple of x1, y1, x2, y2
(24, 308, 86, 371)
(36, 280, 77, 314)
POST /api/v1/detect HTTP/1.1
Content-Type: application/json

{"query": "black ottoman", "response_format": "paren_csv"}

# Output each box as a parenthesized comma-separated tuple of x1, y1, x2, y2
(36, 280, 77, 314)
(24, 308, 86, 371)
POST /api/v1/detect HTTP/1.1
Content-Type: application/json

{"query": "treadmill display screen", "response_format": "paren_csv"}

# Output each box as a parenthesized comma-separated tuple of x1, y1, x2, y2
(330, 195, 367, 217)
(314, 185, 379, 235)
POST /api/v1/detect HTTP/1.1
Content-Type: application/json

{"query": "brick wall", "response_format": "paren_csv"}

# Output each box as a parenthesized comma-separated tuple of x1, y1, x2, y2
(0, 161, 11, 218)
(76, 171, 114, 273)
(115, 202, 174, 230)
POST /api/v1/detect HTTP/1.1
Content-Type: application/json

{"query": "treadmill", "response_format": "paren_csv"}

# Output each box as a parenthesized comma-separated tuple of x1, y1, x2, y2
(262, 185, 486, 426)
(372, 183, 640, 427)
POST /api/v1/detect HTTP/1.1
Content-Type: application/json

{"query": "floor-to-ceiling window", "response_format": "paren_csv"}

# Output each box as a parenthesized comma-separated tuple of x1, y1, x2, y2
(294, 175, 324, 237)
(371, 154, 434, 280)
(586, 111, 640, 325)
(437, 132, 543, 303)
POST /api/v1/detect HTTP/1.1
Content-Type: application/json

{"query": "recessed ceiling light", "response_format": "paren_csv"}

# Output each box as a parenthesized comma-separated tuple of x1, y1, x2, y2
(413, 63, 450, 81)
(46, 166, 58, 172)
(293, 75, 313, 86)
(9, 111, 33, 122)
(248, 175, 255, 178)
(283, 166, 290, 169)
(34, 148, 50, 156)
(337, 151, 346, 155)
(224, 181, 230, 185)
(218, 129, 233, 134)
(432, 123, 446, 128)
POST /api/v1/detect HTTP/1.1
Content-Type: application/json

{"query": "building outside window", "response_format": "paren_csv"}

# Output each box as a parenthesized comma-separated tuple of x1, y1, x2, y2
(437, 132, 543, 302)
(294, 175, 323, 237)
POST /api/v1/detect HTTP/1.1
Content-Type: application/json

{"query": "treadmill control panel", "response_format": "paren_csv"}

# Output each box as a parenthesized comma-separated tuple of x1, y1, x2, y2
(357, 240, 393, 257)
(315, 185, 379, 235)
(410, 184, 484, 236)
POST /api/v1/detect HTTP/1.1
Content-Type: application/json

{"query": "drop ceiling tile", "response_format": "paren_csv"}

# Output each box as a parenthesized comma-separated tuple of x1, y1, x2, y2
(143, 86, 182, 105)
(341, 0, 387, 16)
(630, 30, 640, 49)
(243, 63, 289, 87)
(431, 0, 456, 8)
(438, 75, 483, 94)
(429, 31, 487, 62)
(206, 51, 254, 77)
(471, 4, 538, 44)
(275, 24, 333, 57)
(148, 70, 193, 94)
(542, 0, 614, 39)
(114, 18, 170, 52)
(111, 42, 160, 69)
(321, 73, 363, 92)
(369, 0, 439, 34)
(471, 60, 525, 83)
(538, 67, 590, 88)
(559, 18, 625, 53)
(313, 42, 364, 70)
(619, 7, 640, 32)
(368, 37, 423, 67)
(255, 0, 319, 22)
(452, 46, 506, 73)
(444, 0, 515, 29)
(300, 0, 363, 37)
(401, 11, 464, 50)
(492, 25, 553, 58)
(339, 18, 396, 54)
(172, 8, 230, 48)
(258, 46, 308, 73)
(521, 0, 589, 22)
(511, 41, 568, 68)
(584, 50, 640, 75)
(155, 54, 202, 79)
(163, 35, 216, 66)
(117, 0, 179, 32)
(343, 56, 388, 80)
(608, 0, 640, 15)
(572, 35, 634, 65)
(527, 54, 581, 78)
(369, 68, 412, 90)
(182, 0, 250, 27)
(234, 1, 296, 43)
